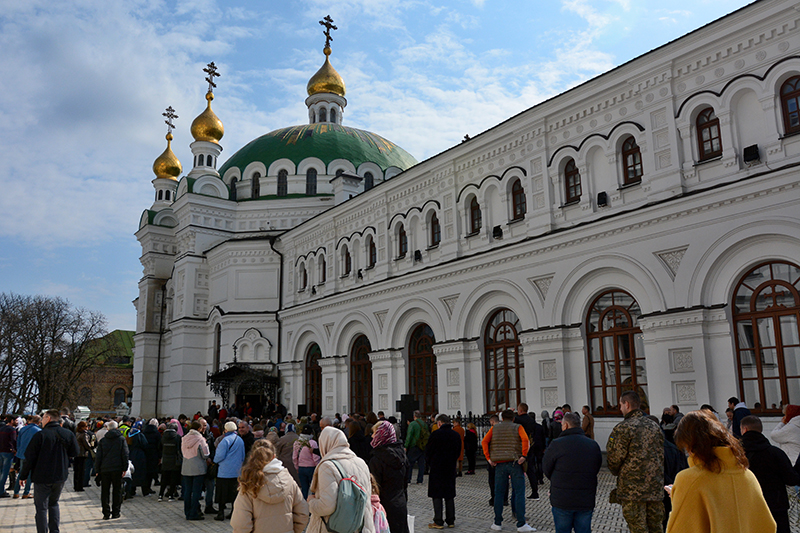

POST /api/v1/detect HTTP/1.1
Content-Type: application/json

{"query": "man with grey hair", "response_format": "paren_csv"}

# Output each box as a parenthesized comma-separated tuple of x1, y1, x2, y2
(424, 414, 462, 528)
(94, 419, 129, 520)
(543, 412, 601, 533)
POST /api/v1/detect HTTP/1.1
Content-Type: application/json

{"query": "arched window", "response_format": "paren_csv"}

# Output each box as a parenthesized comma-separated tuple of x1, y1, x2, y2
(306, 343, 322, 415)
(277, 169, 288, 197)
(622, 137, 643, 185)
(564, 158, 581, 204)
(319, 108, 327, 123)
(409, 324, 437, 415)
(299, 264, 307, 291)
(213, 324, 221, 373)
(367, 236, 376, 269)
(781, 76, 800, 135)
(469, 197, 482, 234)
(342, 246, 351, 277)
(697, 107, 722, 161)
(485, 309, 523, 413)
(587, 290, 647, 416)
(330, 108, 337, 123)
(113, 388, 126, 407)
(511, 179, 526, 220)
(319, 255, 327, 283)
(206, 155, 213, 167)
(310, 110, 316, 123)
(430, 213, 441, 247)
(230, 177, 238, 201)
(350, 335, 372, 413)
(398, 224, 407, 258)
(251, 172, 261, 199)
(158, 190, 163, 200)
(306, 168, 317, 195)
(77, 387, 92, 406)
(364, 172, 374, 191)
(733, 261, 800, 412)
(165, 190, 171, 201)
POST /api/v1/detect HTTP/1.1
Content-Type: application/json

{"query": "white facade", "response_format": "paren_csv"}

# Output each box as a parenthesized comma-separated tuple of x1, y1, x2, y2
(134, 0, 800, 446)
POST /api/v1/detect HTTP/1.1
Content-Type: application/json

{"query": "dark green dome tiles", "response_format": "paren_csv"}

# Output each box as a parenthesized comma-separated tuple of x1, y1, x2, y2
(219, 123, 418, 176)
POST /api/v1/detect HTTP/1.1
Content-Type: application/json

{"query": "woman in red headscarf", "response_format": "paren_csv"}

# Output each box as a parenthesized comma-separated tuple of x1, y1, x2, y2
(771, 404, 800, 463)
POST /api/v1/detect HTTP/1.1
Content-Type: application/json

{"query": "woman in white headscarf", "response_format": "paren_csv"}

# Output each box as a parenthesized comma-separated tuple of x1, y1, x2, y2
(306, 426, 375, 533)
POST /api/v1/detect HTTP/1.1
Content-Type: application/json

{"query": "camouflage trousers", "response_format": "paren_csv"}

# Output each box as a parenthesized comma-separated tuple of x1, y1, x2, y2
(621, 500, 664, 533)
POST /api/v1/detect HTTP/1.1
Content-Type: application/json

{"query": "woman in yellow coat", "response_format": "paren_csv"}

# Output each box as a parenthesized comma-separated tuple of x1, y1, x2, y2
(666, 410, 776, 533)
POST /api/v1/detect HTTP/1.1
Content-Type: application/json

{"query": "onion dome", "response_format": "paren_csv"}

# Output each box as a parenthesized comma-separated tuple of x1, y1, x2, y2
(152, 132, 182, 180)
(191, 91, 225, 143)
(307, 47, 346, 97)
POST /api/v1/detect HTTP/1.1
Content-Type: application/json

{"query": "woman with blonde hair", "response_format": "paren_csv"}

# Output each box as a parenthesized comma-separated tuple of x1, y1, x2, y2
(665, 410, 775, 533)
(231, 440, 308, 533)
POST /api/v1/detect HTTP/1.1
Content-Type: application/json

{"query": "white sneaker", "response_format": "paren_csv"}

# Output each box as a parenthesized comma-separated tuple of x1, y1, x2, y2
(490, 525, 502, 531)
(517, 525, 536, 533)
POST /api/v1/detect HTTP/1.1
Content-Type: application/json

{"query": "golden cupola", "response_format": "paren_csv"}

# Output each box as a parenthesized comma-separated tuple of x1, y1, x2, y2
(152, 132, 182, 180)
(307, 46, 346, 97)
(191, 91, 225, 143)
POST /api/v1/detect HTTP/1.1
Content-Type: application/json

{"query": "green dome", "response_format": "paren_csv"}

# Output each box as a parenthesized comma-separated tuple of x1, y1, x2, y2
(219, 123, 418, 176)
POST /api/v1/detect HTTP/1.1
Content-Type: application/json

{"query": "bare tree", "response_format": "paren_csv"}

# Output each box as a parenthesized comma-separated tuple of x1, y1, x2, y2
(0, 293, 116, 413)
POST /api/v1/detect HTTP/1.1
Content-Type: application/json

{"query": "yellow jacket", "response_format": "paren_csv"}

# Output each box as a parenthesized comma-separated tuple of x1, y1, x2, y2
(666, 446, 776, 533)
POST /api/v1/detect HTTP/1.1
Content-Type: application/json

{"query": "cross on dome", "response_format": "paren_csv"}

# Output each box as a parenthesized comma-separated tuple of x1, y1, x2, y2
(163, 106, 178, 135)
(319, 15, 337, 49)
(203, 62, 220, 93)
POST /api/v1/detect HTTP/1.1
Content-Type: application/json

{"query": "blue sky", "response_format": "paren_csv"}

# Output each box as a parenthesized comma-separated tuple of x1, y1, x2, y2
(0, 0, 753, 331)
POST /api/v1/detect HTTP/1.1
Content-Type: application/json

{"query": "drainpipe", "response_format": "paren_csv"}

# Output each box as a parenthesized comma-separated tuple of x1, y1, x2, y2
(154, 283, 166, 418)
(268, 236, 283, 403)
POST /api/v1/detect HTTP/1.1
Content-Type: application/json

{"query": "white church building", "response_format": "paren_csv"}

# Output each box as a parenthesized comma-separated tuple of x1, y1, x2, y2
(134, 0, 800, 445)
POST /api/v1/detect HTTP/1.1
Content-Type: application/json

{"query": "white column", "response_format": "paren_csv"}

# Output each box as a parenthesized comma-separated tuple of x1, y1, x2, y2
(318, 356, 348, 417)
(433, 340, 483, 416)
(369, 349, 404, 416)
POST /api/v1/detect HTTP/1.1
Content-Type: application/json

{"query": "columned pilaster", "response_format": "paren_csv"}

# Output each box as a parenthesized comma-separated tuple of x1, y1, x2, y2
(318, 356, 348, 416)
(639, 306, 733, 415)
(369, 349, 404, 415)
(433, 340, 482, 415)
(278, 360, 304, 413)
(519, 328, 571, 417)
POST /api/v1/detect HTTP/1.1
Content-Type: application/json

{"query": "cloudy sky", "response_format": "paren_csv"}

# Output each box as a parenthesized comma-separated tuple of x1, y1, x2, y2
(0, 0, 753, 331)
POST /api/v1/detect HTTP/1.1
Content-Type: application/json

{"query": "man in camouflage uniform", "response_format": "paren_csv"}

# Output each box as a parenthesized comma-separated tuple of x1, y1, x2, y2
(606, 390, 664, 533)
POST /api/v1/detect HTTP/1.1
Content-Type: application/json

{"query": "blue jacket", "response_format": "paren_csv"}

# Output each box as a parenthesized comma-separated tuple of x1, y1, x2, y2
(213, 431, 245, 479)
(16, 423, 41, 460)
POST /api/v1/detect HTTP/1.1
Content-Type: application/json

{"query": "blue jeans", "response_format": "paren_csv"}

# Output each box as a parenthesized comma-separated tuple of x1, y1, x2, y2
(406, 447, 425, 483)
(34, 482, 64, 533)
(14, 459, 31, 496)
(552, 507, 593, 533)
(494, 461, 525, 528)
(83, 455, 94, 487)
(0, 452, 13, 495)
(182, 475, 204, 519)
(299, 466, 315, 499)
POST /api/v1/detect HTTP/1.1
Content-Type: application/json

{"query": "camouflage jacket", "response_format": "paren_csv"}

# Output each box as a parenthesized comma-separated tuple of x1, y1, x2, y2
(606, 409, 664, 501)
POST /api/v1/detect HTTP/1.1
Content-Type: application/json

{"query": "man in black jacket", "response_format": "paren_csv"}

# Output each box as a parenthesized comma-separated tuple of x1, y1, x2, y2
(740, 415, 800, 533)
(425, 414, 463, 529)
(542, 412, 602, 533)
(19, 409, 80, 533)
(515, 403, 545, 500)
(94, 420, 130, 520)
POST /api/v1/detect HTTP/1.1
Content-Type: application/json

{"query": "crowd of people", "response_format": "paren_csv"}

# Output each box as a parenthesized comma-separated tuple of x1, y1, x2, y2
(1, 395, 800, 533)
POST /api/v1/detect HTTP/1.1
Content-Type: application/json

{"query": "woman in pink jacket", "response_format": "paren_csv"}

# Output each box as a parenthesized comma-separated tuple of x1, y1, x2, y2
(292, 425, 320, 498)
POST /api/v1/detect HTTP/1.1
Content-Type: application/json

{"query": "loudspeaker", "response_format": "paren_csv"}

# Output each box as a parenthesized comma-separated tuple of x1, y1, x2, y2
(492, 226, 503, 239)
(743, 144, 760, 163)
(597, 191, 608, 207)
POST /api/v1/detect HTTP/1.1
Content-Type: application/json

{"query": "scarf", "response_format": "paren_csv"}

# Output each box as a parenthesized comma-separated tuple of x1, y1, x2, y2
(180, 429, 208, 459)
(370, 420, 396, 448)
(170, 418, 184, 436)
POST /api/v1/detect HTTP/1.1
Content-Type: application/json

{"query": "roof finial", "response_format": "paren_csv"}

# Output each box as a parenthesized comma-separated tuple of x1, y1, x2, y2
(203, 62, 220, 93)
(319, 15, 337, 49)
(163, 106, 178, 135)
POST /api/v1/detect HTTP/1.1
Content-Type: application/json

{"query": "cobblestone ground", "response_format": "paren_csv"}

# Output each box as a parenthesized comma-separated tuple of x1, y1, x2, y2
(3, 468, 800, 532)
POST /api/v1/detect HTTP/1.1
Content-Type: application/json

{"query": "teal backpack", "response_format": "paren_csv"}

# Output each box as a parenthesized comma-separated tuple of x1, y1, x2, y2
(323, 459, 368, 533)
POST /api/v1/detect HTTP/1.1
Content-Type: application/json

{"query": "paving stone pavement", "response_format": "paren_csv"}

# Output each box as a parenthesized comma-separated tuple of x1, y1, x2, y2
(4, 468, 800, 532)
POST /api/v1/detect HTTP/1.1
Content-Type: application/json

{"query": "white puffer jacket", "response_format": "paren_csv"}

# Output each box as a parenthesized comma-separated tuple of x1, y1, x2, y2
(770, 416, 800, 463)
(306, 427, 375, 533)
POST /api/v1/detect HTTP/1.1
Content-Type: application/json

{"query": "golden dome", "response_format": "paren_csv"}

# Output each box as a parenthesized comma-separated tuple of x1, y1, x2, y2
(307, 47, 346, 97)
(152, 133, 182, 180)
(191, 92, 224, 143)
